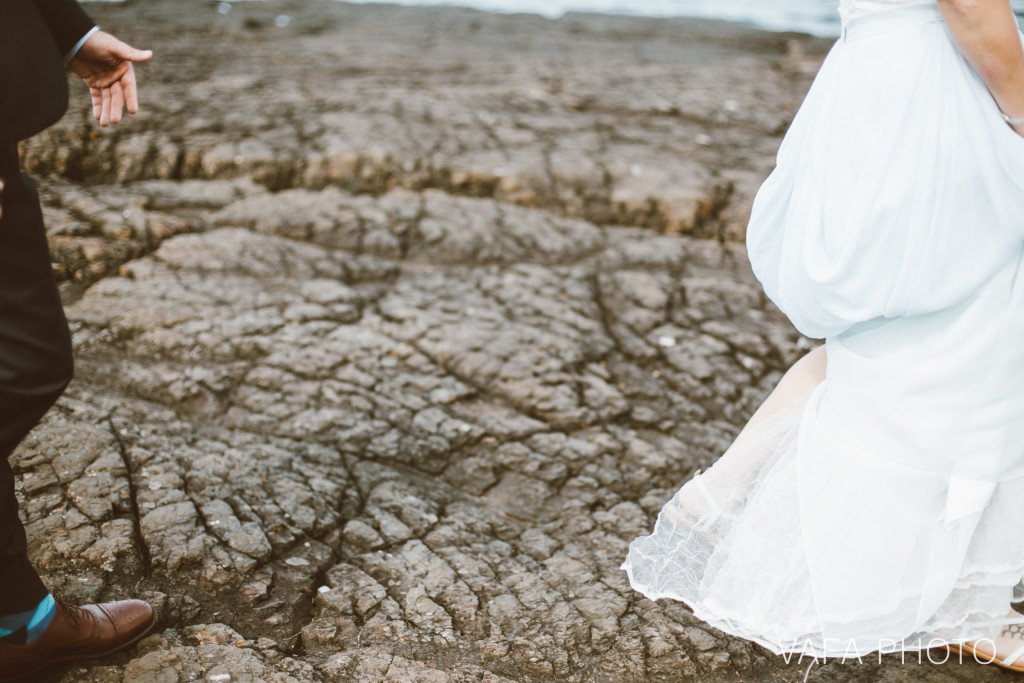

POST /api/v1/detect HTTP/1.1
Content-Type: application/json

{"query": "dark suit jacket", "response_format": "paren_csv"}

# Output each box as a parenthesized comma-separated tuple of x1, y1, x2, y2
(0, 0, 95, 145)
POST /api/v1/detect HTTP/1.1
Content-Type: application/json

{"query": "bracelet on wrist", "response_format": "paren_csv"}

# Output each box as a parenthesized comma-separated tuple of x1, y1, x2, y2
(1003, 111, 1024, 126)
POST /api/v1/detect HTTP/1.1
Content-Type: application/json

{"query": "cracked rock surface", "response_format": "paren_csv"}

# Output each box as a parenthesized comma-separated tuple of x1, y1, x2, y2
(12, 1, 1000, 681)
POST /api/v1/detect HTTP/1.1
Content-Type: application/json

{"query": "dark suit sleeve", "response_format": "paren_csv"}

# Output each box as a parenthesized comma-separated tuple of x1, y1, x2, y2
(32, 0, 96, 59)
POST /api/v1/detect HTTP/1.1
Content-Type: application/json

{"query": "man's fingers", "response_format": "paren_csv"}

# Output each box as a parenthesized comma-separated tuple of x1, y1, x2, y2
(100, 86, 112, 127)
(110, 82, 125, 125)
(73, 32, 151, 125)
(90, 87, 102, 121)
(112, 39, 153, 63)
(92, 76, 138, 127)
(123, 66, 139, 115)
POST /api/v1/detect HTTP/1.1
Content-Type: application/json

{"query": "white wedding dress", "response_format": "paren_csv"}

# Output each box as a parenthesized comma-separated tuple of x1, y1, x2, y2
(620, 0, 1024, 658)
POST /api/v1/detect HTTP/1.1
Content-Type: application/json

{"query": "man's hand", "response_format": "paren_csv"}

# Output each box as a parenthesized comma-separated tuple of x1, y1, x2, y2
(68, 31, 152, 127)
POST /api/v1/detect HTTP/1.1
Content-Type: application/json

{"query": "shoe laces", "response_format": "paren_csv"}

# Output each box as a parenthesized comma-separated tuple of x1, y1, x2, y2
(54, 598, 92, 631)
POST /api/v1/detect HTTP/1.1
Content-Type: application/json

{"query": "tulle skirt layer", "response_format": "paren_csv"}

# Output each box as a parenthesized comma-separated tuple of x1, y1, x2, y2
(620, 4, 1024, 658)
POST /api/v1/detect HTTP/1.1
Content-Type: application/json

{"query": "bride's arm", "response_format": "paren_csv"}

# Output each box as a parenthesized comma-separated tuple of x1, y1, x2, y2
(938, 0, 1024, 136)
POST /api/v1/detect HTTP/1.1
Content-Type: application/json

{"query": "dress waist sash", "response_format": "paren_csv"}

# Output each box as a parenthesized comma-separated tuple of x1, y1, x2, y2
(842, 3, 943, 42)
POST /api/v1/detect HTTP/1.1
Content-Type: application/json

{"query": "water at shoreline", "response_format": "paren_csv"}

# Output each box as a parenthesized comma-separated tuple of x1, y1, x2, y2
(339, 0, 1024, 37)
(86, 0, 1024, 38)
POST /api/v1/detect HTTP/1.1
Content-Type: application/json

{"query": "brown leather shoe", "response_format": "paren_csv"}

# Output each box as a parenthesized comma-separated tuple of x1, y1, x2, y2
(0, 598, 157, 682)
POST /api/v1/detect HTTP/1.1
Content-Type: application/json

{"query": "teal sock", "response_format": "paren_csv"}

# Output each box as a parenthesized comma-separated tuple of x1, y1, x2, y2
(0, 594, 56, 645)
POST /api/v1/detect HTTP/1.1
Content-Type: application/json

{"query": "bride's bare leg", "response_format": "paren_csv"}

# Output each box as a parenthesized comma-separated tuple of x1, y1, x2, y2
(725, 343, 827, 455)
(684, 344, 827, 506)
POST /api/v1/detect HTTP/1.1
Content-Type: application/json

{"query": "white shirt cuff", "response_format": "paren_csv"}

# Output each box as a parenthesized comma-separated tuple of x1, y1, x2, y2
(64, 25, 100, 65)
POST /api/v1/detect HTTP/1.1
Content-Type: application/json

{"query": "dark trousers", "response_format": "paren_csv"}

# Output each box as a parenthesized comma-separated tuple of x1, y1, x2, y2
(0, 144, 74, 615)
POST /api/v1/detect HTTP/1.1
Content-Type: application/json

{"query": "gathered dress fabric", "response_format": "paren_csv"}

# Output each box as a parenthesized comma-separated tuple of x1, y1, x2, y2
(619, 0, 1024, 658)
